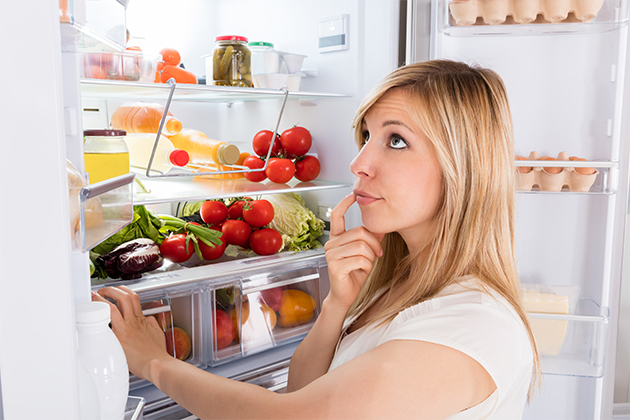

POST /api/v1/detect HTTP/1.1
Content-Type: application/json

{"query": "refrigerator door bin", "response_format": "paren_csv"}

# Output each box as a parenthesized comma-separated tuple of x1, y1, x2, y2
(71, 172, 135, 253)
(440, 0, 628, 35)
(206, 263, 321, 366)
(527, 298, 609, 377)
(82, 51, 161, 83)
(60, 0, 127, 50)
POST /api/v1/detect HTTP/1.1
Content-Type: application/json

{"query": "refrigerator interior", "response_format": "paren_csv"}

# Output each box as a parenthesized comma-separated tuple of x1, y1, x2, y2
(71, 0, 405, 417)
(407, 0, 630, 418)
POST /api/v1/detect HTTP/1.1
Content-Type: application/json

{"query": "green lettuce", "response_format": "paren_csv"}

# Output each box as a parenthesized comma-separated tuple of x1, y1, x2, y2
(266, 193, 325, 252)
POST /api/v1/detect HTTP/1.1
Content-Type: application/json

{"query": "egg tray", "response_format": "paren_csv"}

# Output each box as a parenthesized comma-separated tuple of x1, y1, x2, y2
(516, 151, 598, 192)
(449, 0, 605, 26)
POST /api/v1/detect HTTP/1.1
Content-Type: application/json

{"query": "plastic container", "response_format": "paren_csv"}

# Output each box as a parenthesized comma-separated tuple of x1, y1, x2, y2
(83, 51, 161, 82)
(252, 73, 289, 89)
(209, 35, 252, 87)
(280, 52, 307, 74)
(76, 301, 129, 420)
(111, 102, 183, 136)
(125, 133, 190, 173)
(249, 42, 281, 75)
(167, 128, 241, 166)
(76, 354, 101, 419)
(84, 129, 130, 184)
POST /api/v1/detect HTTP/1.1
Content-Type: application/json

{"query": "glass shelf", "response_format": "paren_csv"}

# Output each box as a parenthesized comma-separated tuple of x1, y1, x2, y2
(80, 79, 350, 103)
(132, 172, 351, 205)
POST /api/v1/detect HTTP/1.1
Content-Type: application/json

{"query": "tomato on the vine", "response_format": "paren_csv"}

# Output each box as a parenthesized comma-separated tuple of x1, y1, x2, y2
(266, 158, 295, 184)
(249, 228, 283, 256)
(200, 200, 228, 225)
(294, 155, 321, 182)
(252, 130, 282, 157)
(280, 126, 312, 158)
(160, 234, 194, 263)
(221, 219, 252, 247)
(198, 232, 227, 260)
(243, 156, 267, 182)
(226, 199, 249, 219)
(242, 199, 274, 227)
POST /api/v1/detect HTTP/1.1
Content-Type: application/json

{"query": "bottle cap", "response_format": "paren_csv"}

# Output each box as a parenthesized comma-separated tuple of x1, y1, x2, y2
(76, 301, 111, 325)
(249, 41, 274, 48)
(215, 35, 248, 43)
(219, 144, 241, 165)
(84, 129, 127, 137)
(169, 149, 190, 167)
(162, 116, 183, 136)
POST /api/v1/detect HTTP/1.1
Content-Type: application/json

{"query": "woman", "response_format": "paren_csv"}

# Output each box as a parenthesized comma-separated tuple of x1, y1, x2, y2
(96, 59, 539, 419)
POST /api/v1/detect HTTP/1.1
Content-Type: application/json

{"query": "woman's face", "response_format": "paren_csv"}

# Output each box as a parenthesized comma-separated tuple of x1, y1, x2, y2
(351, 89, 443, 254)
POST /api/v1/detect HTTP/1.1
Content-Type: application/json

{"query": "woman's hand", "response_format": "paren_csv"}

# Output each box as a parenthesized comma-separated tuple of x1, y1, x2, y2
(323, 193, 384, 313)
(92, 286, 169, 381)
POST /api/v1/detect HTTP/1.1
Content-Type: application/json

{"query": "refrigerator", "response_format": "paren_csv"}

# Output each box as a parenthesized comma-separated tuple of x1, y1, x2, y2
(1, 0, 629, 419)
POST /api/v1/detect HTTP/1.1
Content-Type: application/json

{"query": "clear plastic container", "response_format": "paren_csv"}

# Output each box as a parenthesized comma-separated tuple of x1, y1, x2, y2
(83, 51, 160, 82)
(76, 301, 129, 420)
(249, 41, 281, 75)
(210, 35, 252, 87)
(84, 129, 130, 184)
(125, 133, 189, 173)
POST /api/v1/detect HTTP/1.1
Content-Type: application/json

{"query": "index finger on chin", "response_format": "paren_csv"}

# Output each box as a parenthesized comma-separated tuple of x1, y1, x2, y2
(329, 193, 356, 237)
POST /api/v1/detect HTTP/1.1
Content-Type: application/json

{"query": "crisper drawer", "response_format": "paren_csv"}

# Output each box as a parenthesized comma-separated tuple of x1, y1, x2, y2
(129, 285, 205, 391)
(206, 262, 324, 367)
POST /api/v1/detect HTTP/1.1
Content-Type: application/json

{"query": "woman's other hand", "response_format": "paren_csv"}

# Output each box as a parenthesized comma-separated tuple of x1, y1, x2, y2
(92, 286, 169, 381)
(323, 193, 383, 313)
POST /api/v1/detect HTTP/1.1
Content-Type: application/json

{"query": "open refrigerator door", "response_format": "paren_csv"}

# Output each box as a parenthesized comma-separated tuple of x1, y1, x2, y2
(406, 0, 630, 417)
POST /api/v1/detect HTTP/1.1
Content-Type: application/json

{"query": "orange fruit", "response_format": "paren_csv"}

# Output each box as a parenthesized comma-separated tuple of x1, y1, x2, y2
(277, 290, 316, 328)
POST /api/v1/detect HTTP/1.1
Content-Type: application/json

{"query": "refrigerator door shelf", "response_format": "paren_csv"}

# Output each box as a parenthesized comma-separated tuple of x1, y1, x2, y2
(527, 298, 610, 377)
(71, 172, 136, 253)
(439, 0, 628, 36)
(207, 263, 323, 367)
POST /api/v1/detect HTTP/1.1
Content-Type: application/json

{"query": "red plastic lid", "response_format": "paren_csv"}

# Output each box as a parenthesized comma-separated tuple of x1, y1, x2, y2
(169, 149, 190, 167)
(84, 129, 127, 137)
(215, 35, 248, 42)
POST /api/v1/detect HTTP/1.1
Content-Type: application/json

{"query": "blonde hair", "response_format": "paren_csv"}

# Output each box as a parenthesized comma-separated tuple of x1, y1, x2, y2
(349, 59, 540, 393)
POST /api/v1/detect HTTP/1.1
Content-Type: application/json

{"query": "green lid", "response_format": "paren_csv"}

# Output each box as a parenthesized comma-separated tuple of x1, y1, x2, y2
(248, 41, 274, 48)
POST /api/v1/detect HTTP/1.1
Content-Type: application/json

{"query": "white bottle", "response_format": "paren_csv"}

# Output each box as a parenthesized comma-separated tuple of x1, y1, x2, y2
(76, 353, 101, 419)
(124, 133, 190, 173)
(76, 301, 129, 420)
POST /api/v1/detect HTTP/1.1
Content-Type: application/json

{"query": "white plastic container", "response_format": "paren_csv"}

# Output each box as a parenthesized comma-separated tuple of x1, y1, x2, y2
(249, 42, 281, 75)
(76, 355, 101, 419)
(124, 133, 190, 173)
(76, 301, 129, 420)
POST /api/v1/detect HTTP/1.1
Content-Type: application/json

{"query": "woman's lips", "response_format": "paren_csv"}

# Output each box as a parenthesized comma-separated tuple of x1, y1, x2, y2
(354, 190, 381, 206)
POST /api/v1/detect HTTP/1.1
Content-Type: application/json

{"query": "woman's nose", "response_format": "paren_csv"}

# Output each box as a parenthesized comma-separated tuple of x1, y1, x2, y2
(350, 142, 376, 178)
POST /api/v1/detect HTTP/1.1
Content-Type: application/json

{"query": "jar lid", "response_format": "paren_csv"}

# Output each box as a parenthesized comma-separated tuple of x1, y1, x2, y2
(249, 41, 274, 48)
(84, 129, 127, 137)
(76, 301, 111, 325)
(215, 35, 248, 42)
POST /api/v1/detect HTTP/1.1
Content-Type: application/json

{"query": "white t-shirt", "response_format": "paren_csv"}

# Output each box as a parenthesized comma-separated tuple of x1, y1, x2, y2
(328, 276, 533, 419)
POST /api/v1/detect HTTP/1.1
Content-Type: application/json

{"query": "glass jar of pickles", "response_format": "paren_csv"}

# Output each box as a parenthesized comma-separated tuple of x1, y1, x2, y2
(212, 35, 252, 87)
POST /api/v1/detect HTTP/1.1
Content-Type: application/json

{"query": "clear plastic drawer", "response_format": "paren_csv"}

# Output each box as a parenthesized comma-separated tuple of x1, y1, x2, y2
(205, 264, 322, 366)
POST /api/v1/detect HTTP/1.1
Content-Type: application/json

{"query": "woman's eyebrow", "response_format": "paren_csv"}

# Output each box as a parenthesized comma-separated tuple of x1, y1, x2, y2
(382, 120, 414, 132)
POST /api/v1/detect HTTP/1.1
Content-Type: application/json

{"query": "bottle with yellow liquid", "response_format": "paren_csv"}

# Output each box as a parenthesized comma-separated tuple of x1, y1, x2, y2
(167, 128, 241, 166)
(84, 129, 130, 184)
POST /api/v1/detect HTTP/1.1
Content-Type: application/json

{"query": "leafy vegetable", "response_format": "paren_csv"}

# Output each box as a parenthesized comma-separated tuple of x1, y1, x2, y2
(96, 238, 163, 280)
(265, 193, 325, 251)
(92, 206, 163, 255)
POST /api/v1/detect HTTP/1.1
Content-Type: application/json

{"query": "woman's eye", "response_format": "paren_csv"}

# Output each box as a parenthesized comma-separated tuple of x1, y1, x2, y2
(389, 136, 408, 149)
(361, 130, 370, 145)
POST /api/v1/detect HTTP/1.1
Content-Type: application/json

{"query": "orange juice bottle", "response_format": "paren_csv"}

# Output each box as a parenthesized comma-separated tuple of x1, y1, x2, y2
(111, 102, 183, 136)
(197, 152, 250, 179)
(167, 128, 241, 166)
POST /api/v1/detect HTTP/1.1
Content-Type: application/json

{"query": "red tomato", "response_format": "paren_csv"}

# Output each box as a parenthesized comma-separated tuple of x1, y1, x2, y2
(221, 219, 252, 247)
(280, 126, 312, 158)
(242, 199, 274, 227)
(250, 228, 283, 255)
(214, 309, 235, 350)
(252, 130, 282, 157)
(227, 200, 248, 219)
(198, 232, 227, 260)
(294, 155, 321, 182)
(160, 234, 194, 263)
(200, 200, 228, 225)
(266, 158, 295, 183)
(243, 156, 267, 182)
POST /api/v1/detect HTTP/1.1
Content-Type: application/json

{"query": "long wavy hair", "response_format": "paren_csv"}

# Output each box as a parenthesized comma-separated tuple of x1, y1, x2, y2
(348, 59, 540, 394)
